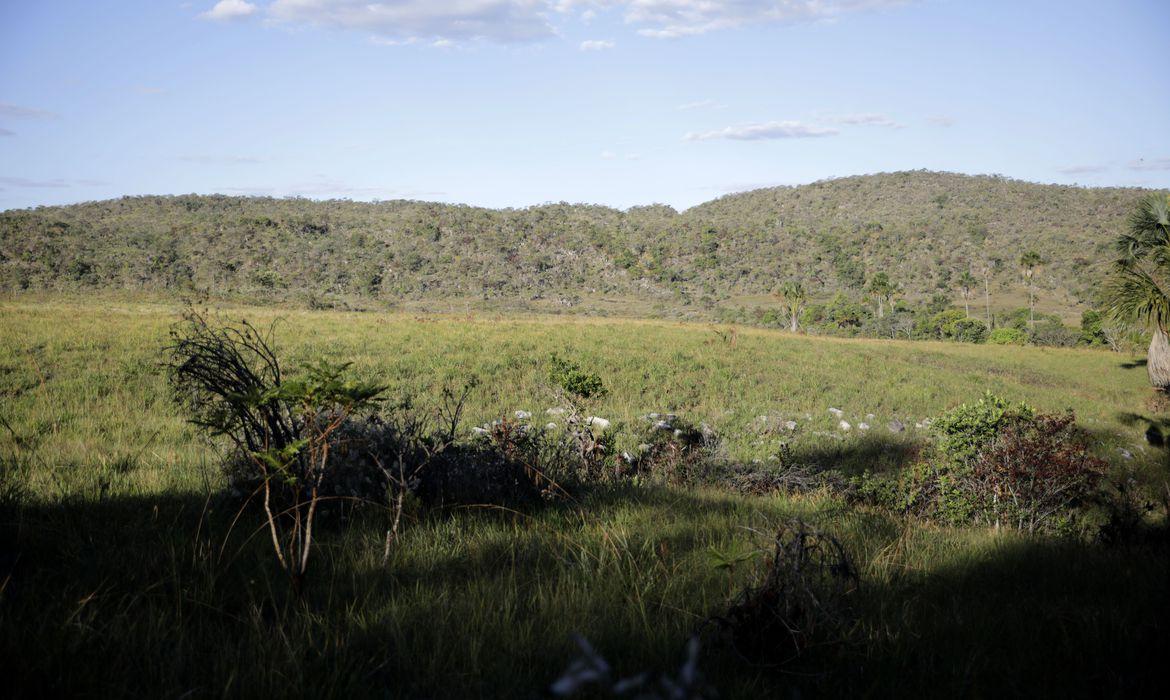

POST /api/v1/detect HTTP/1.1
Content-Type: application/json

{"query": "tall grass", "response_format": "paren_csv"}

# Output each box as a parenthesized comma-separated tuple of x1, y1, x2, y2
(1, 300, 1167, 697)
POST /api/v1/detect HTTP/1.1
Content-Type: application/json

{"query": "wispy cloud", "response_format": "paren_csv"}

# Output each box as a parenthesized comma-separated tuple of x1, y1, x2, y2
(0, 127, 14, 137)
(0, 102, 59, 120)
(827, 112, 902, 128)
(620, 0, 912, 38)
(677, 99, 726, 110)
(177, 154, 264, 165)
(0, 176, 107, 189)
(684, 120, 838, 141)
(200, 0, 257, 21)
(216, 177, 442, 199)
(579, 38, 614, 50)
(926, 115, 955, 127)
(1129, 157, 1170, 172)
(1057, 164, 1108, 175)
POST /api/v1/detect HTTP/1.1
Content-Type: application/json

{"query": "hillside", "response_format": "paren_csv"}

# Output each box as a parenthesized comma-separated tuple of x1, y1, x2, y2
(0, 171, 1152, 319)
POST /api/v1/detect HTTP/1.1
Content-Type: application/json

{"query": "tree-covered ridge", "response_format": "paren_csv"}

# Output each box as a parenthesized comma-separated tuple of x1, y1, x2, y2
(0, 171, 1150, 317)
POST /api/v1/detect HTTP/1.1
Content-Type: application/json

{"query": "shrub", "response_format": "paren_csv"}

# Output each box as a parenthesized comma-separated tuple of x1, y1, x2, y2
(932, 392, 1033, 463)
(988, 327, 1028, 345)
(1030, 321, 1080, 348)
(968, 412, 1107, 532)
(166, 309, 385, 589)
(942, 316, 988, 343)
(548, 354, 606, 399)
(910, 394, 1105, 531)
(620, 414, 721, 485)
(717, 521, 858, 667)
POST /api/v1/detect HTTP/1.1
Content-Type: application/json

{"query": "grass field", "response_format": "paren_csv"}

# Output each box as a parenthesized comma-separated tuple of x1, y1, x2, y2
(2, 300, 1168, 697)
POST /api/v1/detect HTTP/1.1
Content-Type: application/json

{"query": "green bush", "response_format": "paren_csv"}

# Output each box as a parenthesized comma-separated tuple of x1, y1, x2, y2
(932, 392, 1033, 462)
(988, 327, 1028, 345)
(548, 354, 606, 399)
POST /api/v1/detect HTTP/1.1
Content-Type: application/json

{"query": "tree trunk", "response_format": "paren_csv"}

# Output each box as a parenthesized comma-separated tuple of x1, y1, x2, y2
(963, 295, 970, 319)
(984, 278, 991, 326)
(790, 310, 798, 333)
(877, 297, 884, 319)
(1148, 327, 1170, 392)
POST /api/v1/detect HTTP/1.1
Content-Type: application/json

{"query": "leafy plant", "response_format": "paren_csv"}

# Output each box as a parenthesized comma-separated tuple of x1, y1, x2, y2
(548, 354, 606, 399)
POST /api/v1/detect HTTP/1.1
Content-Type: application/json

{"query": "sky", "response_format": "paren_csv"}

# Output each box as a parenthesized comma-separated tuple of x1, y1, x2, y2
(1, 0, 1168, 212)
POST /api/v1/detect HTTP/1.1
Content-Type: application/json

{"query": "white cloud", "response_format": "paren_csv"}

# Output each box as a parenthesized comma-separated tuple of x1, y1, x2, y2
(600, 149, 617, 159)
(0, 102, 58, 119)
(684, 120, 838, 141)
(828, 112, 902, 128)
(205, 1, 908, 45)
(579, 38, 614, 50)
(927, 115, 955, 127)
(200, 0, 258, 21)
(1129, 157, 1170, 172)
(1057, 164, 1108, 175)
(268, 0, 556, 44)
(0, 127, 14, 137)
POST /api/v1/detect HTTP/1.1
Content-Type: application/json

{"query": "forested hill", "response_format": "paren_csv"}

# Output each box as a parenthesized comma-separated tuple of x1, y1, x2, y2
(0, 171, 1151, 318)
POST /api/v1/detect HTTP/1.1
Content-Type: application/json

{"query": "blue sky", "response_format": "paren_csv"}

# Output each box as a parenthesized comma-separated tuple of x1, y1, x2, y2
(1, 0, 1168, 211)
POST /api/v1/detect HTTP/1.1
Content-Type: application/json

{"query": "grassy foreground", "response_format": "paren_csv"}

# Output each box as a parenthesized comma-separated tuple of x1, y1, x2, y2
(1, 300, 1168, 697)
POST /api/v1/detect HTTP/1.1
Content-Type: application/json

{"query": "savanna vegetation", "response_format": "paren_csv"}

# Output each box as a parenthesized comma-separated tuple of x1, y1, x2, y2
(0, 172, 1152, 339)
(2, 299, 1168, 698)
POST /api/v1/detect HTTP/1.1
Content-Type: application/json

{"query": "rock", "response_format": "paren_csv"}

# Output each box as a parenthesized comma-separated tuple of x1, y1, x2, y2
(586, 416, 611, 431)
(545, 422, 558, 430)
(838, 420, 852, 431)
(514, 410, 532, 420)
(866, 413, 875, 421)
(1118, 448, 1134, 460)
(547, 407, 566, 416)
(471, 426, 489, 436)
(700, 422, 716, 440)
(888, 419, 905, 433)
(858, 422, 870, 431)
(784, 420, 798, 431)
(654, 420, 673, 431)
(829, 407, 844, 418)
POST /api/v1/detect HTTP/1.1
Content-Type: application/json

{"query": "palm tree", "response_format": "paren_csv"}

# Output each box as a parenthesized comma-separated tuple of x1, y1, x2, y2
(957, 269, 977, 319)
(979, 259, 997, 326)
(1105, 194, 1170, 392)
(866, 272, 899, 319)
(1019, 250, 1043, 327)
(775, 281, 807, 333)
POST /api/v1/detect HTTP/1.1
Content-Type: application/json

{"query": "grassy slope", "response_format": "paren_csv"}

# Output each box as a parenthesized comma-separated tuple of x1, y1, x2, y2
(1, 300, 1168, 697)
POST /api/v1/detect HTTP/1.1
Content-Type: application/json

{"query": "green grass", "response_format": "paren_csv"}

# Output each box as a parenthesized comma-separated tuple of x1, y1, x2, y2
(2, 300, 1168, 697)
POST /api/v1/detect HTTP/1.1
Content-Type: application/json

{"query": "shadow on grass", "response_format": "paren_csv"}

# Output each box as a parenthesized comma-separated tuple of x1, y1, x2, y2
(1120, 358, 1148, 369)
(2, 481, 1169, 699)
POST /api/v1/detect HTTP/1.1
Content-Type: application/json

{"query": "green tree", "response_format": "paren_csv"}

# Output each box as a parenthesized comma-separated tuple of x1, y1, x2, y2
(866, 271, 899, 319)
(1104, 193, 1170, 392)
(775, 281, 807, 332)
(1019, 250, 1043, 327)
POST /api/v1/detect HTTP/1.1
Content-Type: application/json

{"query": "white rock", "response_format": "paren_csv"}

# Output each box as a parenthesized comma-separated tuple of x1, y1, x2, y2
(471, 426, 489, 436)
(1118, 448, 1134, 460)
(784, 420, 798, 431)
(514, 410, 532, 420)
(829, 407, 844, 418)
(545, 422, 558, 430)
(859, 422, 870, 431)
(546, 407, 566, 415)
(888, 420, 906, 433)
(838, 420, 852, 431)
(866, 413, 875, 421)
(585, 416, 611, 431)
